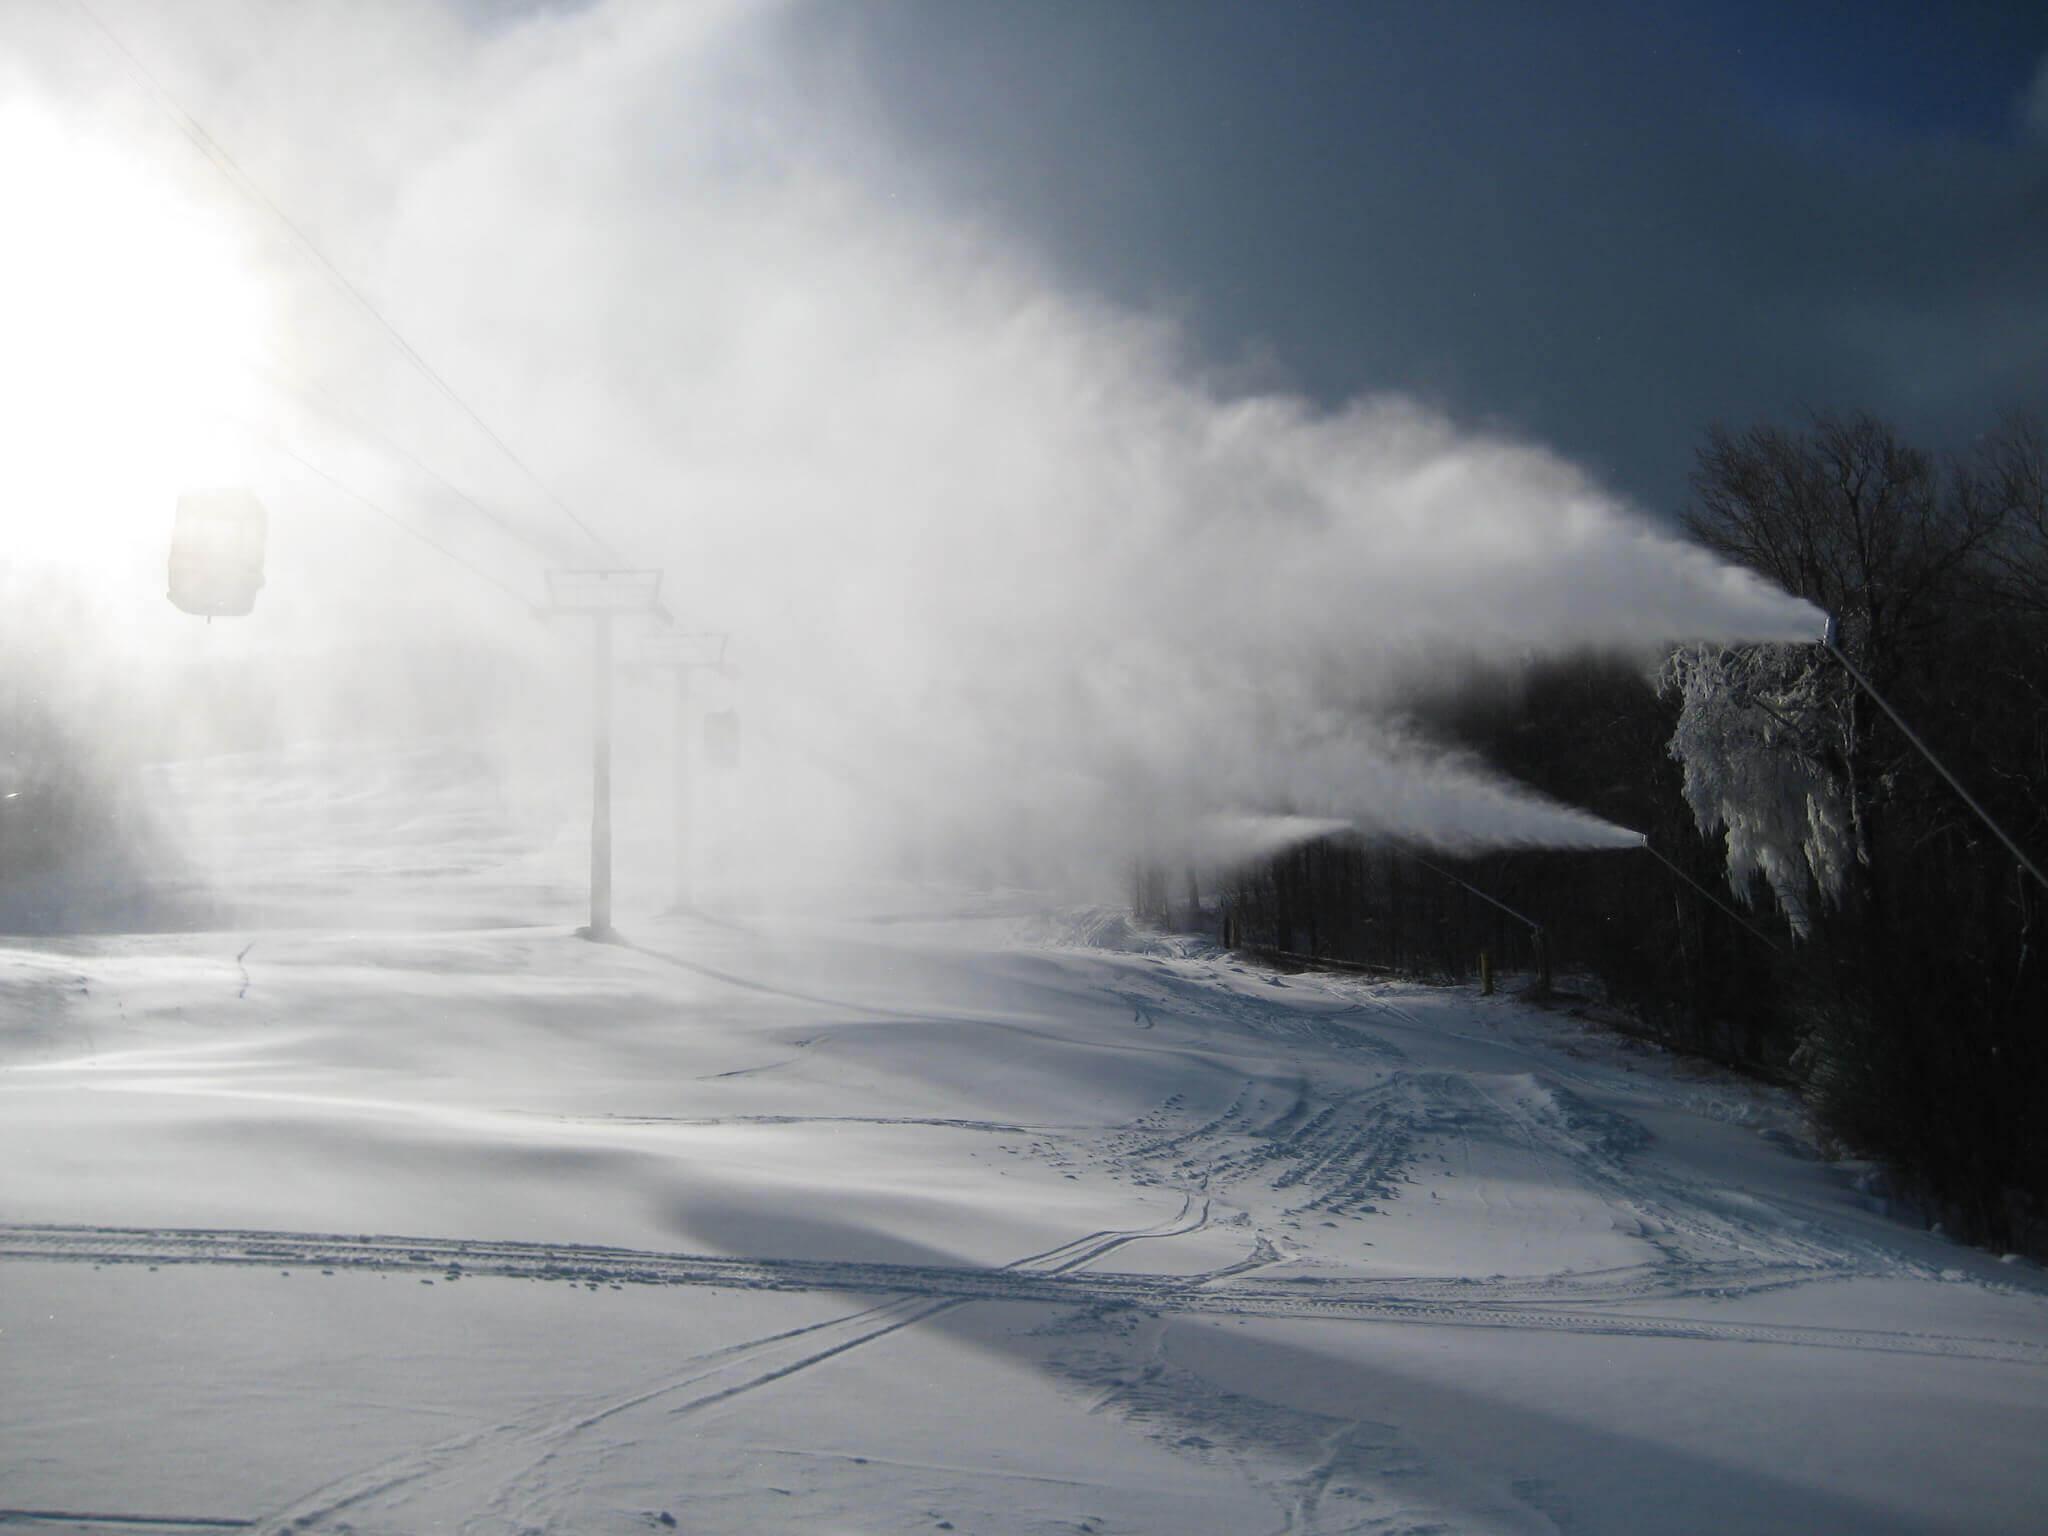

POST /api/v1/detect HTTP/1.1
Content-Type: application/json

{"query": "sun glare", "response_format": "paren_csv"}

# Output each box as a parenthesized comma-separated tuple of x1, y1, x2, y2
(0, 105, 266, 580)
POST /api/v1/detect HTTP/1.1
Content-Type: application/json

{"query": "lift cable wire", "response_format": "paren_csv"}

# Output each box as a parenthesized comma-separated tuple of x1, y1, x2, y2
(232, 417, 544, 614)
(67, 0, 629, 568)
(250, 360, 570, 566)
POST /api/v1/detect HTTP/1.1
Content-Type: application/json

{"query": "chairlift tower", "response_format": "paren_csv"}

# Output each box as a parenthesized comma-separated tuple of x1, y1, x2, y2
(634, 630, 732, 912)
(548, 570, 665, 941)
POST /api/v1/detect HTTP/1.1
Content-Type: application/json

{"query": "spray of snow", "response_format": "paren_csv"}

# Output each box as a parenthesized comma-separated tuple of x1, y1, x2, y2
(1, 0, 1829, 907)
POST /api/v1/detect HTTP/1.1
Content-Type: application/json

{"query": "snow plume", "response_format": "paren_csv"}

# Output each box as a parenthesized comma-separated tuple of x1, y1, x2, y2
(3, 0, 1827, 907)
(1661, 645, 1856, 937)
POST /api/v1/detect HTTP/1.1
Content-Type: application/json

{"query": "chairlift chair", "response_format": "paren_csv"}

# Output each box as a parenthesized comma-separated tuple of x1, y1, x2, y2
(168, 489, 267, 617)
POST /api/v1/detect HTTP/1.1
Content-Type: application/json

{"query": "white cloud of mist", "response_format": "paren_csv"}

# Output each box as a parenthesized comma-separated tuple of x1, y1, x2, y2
(1, 0, 1827, 908)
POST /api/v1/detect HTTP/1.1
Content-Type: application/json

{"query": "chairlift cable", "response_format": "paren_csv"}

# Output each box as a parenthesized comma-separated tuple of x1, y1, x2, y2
(232, 419, 543, 613)
(249, 361, 570, 565)
(65, 0, 631, 568)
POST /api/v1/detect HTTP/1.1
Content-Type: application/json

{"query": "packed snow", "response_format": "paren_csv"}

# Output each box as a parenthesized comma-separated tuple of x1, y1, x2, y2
(4, 743, 2045, 1536)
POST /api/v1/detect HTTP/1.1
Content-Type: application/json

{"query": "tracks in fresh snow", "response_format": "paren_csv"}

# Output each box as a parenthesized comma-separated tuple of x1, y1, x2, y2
(1103, 1074, 1414, 1217)
(1088, 957, 1926, 1287)
(197, 1202, 1220, 1534)
(5, 1223, 2039, 1364)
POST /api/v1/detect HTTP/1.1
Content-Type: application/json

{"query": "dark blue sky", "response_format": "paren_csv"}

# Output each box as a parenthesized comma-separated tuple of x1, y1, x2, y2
(782, 0, 2048, 518)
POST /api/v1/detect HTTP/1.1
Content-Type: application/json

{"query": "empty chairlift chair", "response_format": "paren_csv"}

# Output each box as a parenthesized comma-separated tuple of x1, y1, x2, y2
(167, 489, 268, 617)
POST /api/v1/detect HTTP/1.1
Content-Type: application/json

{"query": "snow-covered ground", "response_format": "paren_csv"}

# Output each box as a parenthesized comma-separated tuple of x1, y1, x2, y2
(4, 745, 2046, 1535)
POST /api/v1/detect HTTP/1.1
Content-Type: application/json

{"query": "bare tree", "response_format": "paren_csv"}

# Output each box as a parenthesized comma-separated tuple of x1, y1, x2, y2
(1685, 412, 1997, 686)
(1982, 413, 2048, 622)
(1681, 412, 2047, 1250)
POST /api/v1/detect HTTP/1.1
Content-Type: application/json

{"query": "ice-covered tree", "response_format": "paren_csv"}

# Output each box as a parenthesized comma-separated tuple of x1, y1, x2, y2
(1671, 413, 1998, 930)
(1673, 412, 2048, 1251)
(1660, 643, 1853, 937)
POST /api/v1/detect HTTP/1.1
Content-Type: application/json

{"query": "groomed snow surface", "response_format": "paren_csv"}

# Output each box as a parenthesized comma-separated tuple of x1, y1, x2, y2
(4, 745, 2046, 1535)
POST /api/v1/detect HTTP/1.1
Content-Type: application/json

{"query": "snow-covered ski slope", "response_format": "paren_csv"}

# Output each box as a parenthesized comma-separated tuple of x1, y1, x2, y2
(4, 745, 2046, 1535)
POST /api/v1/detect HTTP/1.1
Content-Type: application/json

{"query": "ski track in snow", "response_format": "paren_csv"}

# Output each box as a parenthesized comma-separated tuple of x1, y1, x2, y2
(1052, 1321, 1529, 1536)
(11, 908, 2048, 1534)
(1070, 948, 1940, 1288)
(4, 1224, 2037, 1365)
(105, 1202, 1221, 1535)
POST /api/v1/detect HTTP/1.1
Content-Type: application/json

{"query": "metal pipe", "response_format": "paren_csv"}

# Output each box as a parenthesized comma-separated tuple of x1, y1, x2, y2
(1404, 852, 1544, 934)
(1402, 852, 1555, 991)
(589, 612, 615, 940)
(1640, 839, 1787, 955)
(672, 667, 692, 911)
(1820, 622, 2047, 893)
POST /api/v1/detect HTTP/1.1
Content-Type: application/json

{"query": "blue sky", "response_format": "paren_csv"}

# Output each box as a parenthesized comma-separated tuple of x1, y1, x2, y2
(778, 0, 2048, 517)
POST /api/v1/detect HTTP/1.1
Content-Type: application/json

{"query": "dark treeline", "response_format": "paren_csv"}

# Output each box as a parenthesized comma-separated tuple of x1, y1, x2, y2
(1214, 655, 1792, 1075)
(1207, 413, 2048, 1255)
